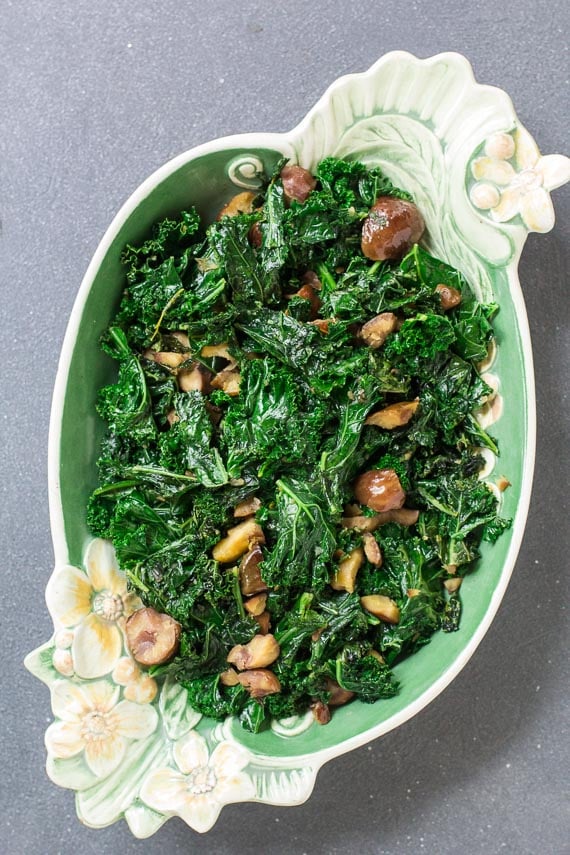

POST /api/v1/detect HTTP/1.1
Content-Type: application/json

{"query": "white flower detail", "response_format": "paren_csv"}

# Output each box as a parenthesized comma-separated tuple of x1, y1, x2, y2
(140, 731, 254, 832)
(52, 649, 74, 677)
(470, 130, 570, 232)
(112, 656, 158, 704)
(45, 680, 158, 779)
(46, 539, 141, 679)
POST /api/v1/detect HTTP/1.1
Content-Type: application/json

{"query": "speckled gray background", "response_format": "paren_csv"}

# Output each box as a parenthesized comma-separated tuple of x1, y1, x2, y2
(1, 1, 569, 853)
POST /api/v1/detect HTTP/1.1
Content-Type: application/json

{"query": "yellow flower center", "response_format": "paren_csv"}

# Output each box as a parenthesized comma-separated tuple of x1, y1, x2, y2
(81, 711, 113, 742)
(92, 590, 124, 622)
(186, 765, 217, 795)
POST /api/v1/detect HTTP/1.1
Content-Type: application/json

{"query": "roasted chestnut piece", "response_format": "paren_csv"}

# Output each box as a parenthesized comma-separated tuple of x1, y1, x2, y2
(361, 197, 425, 261)
(280, 165, 316, 204)
(359, 312, 398, 348)
(212, 519, 265, 564)
(216, 191, 257, 220)
(227, 634, 280, 670)
(239, 543, 267, 595)
(436, 283, 462, 310)
(237, 669, 281, 698)
(125, 607, 181, 666)
(324, 678, 354, 707)
(353, 468, 406, 513)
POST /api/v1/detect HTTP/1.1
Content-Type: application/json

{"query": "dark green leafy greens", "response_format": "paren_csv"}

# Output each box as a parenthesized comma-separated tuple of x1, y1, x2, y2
(87, 156, 510, 732)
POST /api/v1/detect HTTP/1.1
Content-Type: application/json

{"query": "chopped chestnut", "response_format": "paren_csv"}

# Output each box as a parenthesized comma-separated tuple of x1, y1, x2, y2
(435, 283, 462, 310)
(237, 669, 281, 698)
(302, 270, 323, 290)
(217, 191, 257, 220)
(311, 700, 331, 725)
(211, 367, 241, 396)
(178, 363, 212, 393)
(280, 164, 316, 205)
(287, 283, 321, 318)
(365, 399, 419, 429)
(359, 312, 398, 348)
(343, 503, 361, 517)
(362, 532, 382, 566)
(200, 342, 234, 362)
(171, 330, 190, 348)
(233, 495, 262, 518)
(219, 668, 240, 686)
(353, 468, 406, 513)
(330, 546, 364, 594)
(248, 220, 263, 248)
(144, 349, 187, 370)
(125, 607, 181, 666)
(254, 610, 271, 635)
(239, 544, 268, 595)
(360, 594, 401, 624)
(361, 197, 425, 261)
(308, 318, 331, 334)
(227, 633, 280, 670)
(212, 519, 265, 564)
(341, 507, 419, 530)
(325, 678, 354, 707)
(244, 592, 267, 616)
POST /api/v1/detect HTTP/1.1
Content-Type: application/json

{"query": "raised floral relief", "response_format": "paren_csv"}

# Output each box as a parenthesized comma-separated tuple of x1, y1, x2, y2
(113, 656, 158, 704)
(470, 129, 570, 232)
(140, 731, 255, 832)
(46, 538, 141, 678)
(45, 680, 158, 779)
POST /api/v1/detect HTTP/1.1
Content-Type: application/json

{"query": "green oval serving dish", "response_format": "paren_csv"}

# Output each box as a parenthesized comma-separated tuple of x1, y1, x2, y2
(25, 51, 569, 836)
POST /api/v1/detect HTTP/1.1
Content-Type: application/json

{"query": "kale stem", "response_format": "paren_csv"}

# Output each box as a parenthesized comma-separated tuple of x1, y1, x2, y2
(151, 287, 185, 341)
(315, 262, 336, 292)
(125, 568, 150, 594)
(230, 567, 246, 619)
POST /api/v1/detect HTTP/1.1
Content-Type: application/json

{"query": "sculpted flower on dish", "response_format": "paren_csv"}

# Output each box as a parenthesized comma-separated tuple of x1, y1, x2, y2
(46, 538, 141, 679)
(140, 731, 255, 832)
(112, 656, 158, 704)
(45, 680, 158, 779)
(470, 130, 570, 232)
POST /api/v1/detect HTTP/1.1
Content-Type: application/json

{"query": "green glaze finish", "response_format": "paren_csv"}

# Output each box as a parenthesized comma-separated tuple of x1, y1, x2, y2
(25, 52, 569, 837)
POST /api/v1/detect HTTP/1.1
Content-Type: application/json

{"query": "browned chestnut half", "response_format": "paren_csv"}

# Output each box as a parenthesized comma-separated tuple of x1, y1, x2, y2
(239, 543, 268, 595)
(435, 283, 462, 310)
(237, 669, 281, 698)
(125, 607, 181, 666)
(325, 678, 354, 707)
(353, 468, 406, 513)
(248, 221, 262, 248)
(361, 197, 425, 261)
(216, 191, 257, 220)
(341, 507, 419, 530)
(227, 634, 280, 670)
(281, 165, 316, 205)
(288, 282, 321, 318)
(310, 700, 331, 725)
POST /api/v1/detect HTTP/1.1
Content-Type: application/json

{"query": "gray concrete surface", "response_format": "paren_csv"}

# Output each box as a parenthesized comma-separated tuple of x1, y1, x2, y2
(1, 1, 568, 853)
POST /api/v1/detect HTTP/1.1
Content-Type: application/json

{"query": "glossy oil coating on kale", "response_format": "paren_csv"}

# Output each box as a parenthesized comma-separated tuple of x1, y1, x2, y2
(87, 157, 510, 731)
